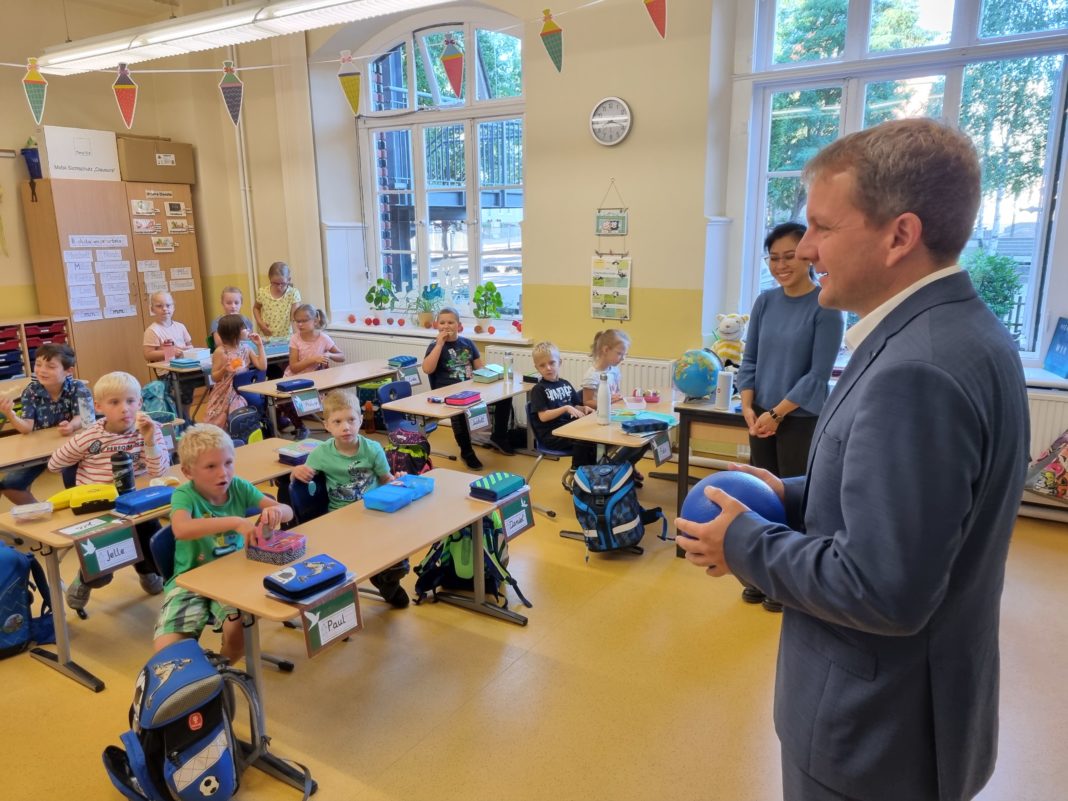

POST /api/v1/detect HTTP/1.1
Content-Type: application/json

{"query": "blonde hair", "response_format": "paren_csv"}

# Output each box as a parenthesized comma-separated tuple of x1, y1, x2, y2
(221, 286, 243, 301)
(803, 118, 980, 264)
(292, 303, 327, 330)
(590, 329, 630, 357)
(267, 261, 291, 280)
(94, 371, 141, 402)
(149, 291, 173, 307)
(322, 389, 362, 419)
(532, 341, 560, 364)
(436, 306, 460, 322)
(177, 424, 234, 469)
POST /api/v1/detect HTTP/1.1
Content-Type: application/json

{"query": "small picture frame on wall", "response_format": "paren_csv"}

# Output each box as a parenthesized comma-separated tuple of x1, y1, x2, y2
(166, 219, 189, 234)
(165, 201, 186, 217)
(595, 208, 628, 236)
(131, 199, 156, 215)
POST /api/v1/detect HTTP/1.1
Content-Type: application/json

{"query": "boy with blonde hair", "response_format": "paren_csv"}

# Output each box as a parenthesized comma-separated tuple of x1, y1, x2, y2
(154, 424, 293, 663)
(49, 371, 169, 612)
(529, 341, 597, 472)
(291, 390, 410, 607)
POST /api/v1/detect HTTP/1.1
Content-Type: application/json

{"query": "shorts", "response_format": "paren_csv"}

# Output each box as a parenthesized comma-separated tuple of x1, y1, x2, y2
(154, 585, 241, 640)
(0, 463, 46, 492)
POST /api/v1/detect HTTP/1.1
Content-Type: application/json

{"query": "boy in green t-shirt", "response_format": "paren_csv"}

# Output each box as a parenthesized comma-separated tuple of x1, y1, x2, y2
(153, 424, 293, 663)
(291, 389, 410, 607)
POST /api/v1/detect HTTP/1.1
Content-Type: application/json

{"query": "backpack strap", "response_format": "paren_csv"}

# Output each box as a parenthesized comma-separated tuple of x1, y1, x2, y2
(641, 507, 669, 541)
(27, 554, 52, 619)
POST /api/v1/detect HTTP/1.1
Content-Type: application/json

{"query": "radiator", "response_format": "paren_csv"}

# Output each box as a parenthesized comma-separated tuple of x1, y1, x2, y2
(1027, 389, 1068, 460)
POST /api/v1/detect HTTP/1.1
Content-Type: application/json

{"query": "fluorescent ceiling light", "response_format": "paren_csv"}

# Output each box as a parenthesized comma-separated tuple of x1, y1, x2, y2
(37, 0, 451, 75)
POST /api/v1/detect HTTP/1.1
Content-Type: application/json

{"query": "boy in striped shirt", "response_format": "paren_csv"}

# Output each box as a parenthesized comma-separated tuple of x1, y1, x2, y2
(48, 371, 169, 613)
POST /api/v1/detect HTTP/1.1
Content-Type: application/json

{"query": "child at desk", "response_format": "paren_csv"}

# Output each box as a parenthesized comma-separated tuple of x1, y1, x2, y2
(422, 306, 514, 470)
(529, 341, 598, 472)
(204, 314, 267, 428)
(580, 329, 648, 484)
(209, 286, 254, 342)
(283, 303, 344, 376)
(290, 390, 410, 608)
(254, 261, 302, 339)
(48, 371, 169, 613)
(153, 424, 293, 664)
(0, 343, 92, 505)
(142, 291, 193, 362)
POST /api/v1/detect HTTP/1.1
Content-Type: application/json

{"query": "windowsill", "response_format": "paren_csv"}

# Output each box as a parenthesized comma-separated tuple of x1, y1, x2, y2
(328, 321, 530, 346)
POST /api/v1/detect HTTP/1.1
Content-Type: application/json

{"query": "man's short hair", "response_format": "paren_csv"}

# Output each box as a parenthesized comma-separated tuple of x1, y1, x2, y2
(532, 341, 560, 363)
(803, 118, 981, 264)
(177, 424, 234, 469)
(94, 371, 141, 401)
(322, 389, 362, 419)
(35, 343, 76, 370)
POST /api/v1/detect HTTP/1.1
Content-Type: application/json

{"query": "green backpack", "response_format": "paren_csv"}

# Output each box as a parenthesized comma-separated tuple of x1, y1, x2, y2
(414, 511, 531, 609)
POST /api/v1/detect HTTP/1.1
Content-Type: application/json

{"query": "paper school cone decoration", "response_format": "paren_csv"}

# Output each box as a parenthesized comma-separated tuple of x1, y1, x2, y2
(113, 63, 138, 129)
(540, 9, 563, 72)
(219, 60, 244, 125)
(644, 0, 666, 38)
(441, 35, 464, 97)
(337, 50, 361, 116)
(23, 58, 47, 125)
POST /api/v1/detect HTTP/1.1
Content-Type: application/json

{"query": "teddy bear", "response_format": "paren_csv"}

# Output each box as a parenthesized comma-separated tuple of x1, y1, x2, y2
(710, 312, 749, 371)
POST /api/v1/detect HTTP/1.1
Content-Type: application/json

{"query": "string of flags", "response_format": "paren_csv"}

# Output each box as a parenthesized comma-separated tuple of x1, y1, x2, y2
(9, 0, 668, 129)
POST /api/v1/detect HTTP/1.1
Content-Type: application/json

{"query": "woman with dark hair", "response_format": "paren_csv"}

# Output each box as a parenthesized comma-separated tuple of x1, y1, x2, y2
(734, 221, 844, 611)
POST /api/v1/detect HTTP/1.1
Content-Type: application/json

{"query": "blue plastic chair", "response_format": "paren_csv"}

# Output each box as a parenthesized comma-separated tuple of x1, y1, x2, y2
(233, 368, 268, 414)
(288, 473, 328, 525)
(376, 380, 436, 437)
(524, 402, 574, 520)
(149, 524, 294, 672)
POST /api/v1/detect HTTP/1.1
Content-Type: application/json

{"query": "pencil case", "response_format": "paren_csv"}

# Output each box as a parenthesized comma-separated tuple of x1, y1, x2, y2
(277, 378, 314, 392)
(114, 485, 174, 516)
(276, 440, 322, 466)
(469, 471, 525, 501)
(168, 358, 201, 369)
(246, 527, 307, 566)
(263, 554, 347, 600)
(363, 483, 416, 512)
(394, 473, 434, 499)
(444, 390, 481, 406)
(621, 419, 670, 435)
(387, 355, 418, 368)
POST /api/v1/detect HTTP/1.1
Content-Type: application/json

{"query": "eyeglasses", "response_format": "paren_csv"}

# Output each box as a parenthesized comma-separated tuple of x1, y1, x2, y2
(270, 280, 290, 288)
(763, 252, 800, 265)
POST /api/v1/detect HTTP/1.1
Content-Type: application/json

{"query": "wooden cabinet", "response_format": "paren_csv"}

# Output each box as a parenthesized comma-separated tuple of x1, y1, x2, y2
(0, 316, 73, 380)
(20, 179, 207, 386)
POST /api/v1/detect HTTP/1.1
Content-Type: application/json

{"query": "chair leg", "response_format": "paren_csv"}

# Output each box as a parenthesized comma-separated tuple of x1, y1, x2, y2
(260, 653, 295, 672)
(533, 503, 556, 519)
(431, 449, 458, 461)
(559, 530, 584, 542)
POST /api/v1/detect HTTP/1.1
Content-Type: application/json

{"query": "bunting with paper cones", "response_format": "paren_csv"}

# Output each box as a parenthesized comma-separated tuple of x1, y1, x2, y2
(22, 58, 47, 125)
(337, 49, 361, 116)
(644, 0, 666, 38)
(540, 9, 563, 72)
(219, 60, 244, 125)
(441, 35, 464, 97)
(113, 63, 138, 129)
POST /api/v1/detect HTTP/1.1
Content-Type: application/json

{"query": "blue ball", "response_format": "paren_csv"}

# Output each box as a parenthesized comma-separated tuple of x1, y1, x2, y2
(680, 471, 786, 526)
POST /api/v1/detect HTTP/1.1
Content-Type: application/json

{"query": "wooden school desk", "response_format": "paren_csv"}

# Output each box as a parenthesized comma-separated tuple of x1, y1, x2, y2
(238, 359, 397, 436)
(553, 396, 680, 462)
(0, 376, 33, 436)
(0, 426, 71, 471)
(0, 437, 293, 692)
(176, 467, 530, 794)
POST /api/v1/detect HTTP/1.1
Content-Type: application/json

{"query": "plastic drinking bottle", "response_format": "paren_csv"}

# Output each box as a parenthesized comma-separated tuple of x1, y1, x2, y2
(111, 451, 135, 495)
(597, 373, 611, 425)
(506, 352, 514, 382)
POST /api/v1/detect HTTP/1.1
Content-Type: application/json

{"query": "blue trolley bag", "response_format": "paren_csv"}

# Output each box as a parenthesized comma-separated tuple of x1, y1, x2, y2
(572, 463, 666, 556)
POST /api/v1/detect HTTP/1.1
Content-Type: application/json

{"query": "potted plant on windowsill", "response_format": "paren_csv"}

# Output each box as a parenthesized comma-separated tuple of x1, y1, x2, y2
(365, 278, 398, 319)
(410, 283, 444, 328)
(472, 281, 504, 328)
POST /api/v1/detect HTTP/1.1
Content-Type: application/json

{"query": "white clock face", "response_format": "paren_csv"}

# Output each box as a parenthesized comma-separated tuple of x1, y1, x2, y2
(590, 96, 631, 146)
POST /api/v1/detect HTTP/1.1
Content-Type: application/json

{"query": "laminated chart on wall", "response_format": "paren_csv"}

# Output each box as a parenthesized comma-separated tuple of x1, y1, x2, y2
(591, 256, 631, 320)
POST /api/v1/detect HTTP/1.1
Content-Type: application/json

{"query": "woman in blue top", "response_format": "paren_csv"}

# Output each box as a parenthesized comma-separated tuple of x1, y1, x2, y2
(735, 221, 845, 610)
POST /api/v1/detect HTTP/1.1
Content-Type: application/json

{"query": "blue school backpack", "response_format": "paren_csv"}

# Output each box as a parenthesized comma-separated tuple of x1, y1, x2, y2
(141, 381, 178, 420)
(103, 639, 310, 801)
(0, 541, 55, 659)
(571, 463, 667, 558)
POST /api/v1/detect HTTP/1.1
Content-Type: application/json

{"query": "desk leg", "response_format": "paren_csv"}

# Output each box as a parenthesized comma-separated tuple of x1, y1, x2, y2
(241, 616, 318, 795)
(434, 512, 528, 626)
(675, 412, 691, 557)
(29, 544, 105, 692)
(169, 372, 189, 423)
(266, 397, 280, 438)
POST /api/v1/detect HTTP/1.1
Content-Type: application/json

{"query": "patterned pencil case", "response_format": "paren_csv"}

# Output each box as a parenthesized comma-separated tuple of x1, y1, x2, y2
(246, 527, 307, 566)
(263, 554, 346, 600)
(621, 419, 669, 435)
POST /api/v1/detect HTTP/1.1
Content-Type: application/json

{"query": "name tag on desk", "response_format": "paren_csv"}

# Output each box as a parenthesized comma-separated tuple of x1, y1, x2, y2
(67, 518, 143, 582)
(399, 365, 422, 387)
(466, 402, 490, 432)
(651, 430, 672, 466)
(301, 582, 362, 658)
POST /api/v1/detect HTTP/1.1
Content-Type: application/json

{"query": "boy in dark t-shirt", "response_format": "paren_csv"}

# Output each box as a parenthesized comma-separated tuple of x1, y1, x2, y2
(529, 341, 598, 469)
(422, 307, 513, 470)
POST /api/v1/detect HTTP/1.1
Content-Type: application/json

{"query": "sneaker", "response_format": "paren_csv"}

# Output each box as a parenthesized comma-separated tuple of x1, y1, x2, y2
(461, 450, 483, 470)
(139, 573, 165, 595)
(490, 436, 516, 455)
(66, 576, 92, 611)
(741, 586, 766, 604)
(293, 427, 310, 440)
(278, 414, 294, 431)
(385, 583, 410, 609)
(762, 598, 784, 613)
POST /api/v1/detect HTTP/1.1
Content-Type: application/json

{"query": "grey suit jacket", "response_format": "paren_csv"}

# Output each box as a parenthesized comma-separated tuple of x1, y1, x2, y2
(724, 272, 1029, 801)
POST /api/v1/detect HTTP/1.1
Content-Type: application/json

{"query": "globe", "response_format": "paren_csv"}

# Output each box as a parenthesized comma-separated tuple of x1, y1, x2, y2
(673, 349, 721, 400)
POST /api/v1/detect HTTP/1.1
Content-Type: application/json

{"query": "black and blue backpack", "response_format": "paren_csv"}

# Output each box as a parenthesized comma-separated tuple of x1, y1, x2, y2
(0, 541, 55, 659)
(227, 406, 268, 446)
(103, 639, 289, 801)
(572, 463, 667, 558)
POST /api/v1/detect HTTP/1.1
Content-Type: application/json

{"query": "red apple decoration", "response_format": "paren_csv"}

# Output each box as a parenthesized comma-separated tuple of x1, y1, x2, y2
(347, 314, 356, 323)
(474, 325, 483, 334)
(386, 317, 394, 325)
(397, 319, 405, 327)
(424, 322, 432, 329)
(372, 318, 380, 326)
(487, 325, 495, 334)
(364, 317, 373, 325)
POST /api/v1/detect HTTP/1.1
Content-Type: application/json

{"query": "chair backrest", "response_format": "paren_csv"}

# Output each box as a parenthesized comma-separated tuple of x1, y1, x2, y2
(525, 401, 570, 456)
(149, 525, 176, 581)
(233, 368, 268, 413)
(289, 473, 329, 524)
(377, 380, 413, 431)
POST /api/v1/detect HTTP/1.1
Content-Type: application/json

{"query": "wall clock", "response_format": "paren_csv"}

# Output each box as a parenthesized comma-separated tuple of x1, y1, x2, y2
(590, 96, 632, 146)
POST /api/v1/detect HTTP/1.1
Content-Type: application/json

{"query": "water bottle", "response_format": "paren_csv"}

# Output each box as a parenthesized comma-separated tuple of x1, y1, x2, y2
(597, 372, 611, 425)
(76, 389, 95, 426)
(111, 451, 135, 495)
(505, 351, 515, 383)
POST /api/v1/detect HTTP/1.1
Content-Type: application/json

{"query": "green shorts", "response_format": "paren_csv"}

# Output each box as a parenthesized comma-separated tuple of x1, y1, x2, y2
(154, 584, 241, 640)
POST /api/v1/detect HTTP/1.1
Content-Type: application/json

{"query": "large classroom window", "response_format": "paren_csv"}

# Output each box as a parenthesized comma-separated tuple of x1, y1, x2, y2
(359, 22, 524, 317)
(749, 0, 1068, 351)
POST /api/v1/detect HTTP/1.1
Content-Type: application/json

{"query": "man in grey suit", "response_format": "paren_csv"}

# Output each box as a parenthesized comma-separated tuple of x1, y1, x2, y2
(677, 118, 1029, 801)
